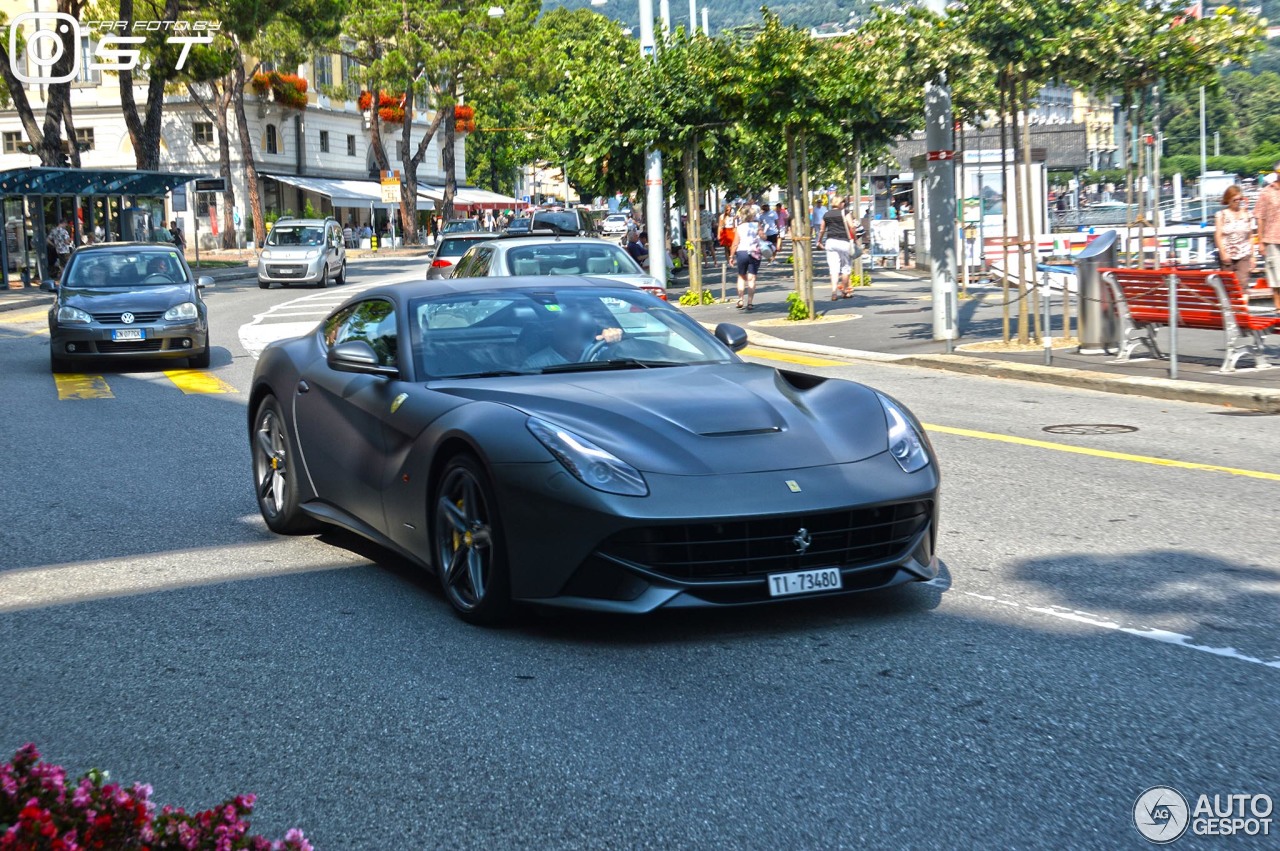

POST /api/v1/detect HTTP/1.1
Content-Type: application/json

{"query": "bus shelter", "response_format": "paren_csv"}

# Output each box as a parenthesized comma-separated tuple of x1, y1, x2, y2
(0, 167, 208, 287)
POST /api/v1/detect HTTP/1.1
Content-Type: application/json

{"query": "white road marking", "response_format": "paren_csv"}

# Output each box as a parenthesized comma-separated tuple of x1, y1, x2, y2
(238, 273, 421, 359)
(961, 591, 1280, 672)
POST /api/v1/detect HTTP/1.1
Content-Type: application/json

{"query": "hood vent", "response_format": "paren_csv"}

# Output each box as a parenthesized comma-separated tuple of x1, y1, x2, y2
(700, 426, 783, 437)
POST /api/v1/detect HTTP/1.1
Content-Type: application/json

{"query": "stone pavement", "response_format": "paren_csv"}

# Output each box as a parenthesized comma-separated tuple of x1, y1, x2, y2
(675, 239, 1280, 412)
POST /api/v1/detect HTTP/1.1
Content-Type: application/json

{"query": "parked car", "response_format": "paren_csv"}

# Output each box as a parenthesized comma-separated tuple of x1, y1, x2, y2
(442, 219, 482, 234)
(600, 213, 630, 237)
(501, 217, 532, 236)
(46, 242, 214, 372)
(449, 236, 667, 299)
(425, 233, 503, 280)
(247, 278, 939, 623)
(258, 217, 346, 289)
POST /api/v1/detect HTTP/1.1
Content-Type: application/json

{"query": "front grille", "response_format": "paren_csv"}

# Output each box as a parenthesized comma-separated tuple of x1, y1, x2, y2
(598, 500, 932, 581)
(91, 310, 164, 324)
(96, 339, 164, 353)
(267, 264, 306, 277)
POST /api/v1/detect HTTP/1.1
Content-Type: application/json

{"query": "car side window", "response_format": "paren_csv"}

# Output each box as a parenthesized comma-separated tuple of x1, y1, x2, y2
(328, 299, 398, 366)
(453, 247, 491, 278)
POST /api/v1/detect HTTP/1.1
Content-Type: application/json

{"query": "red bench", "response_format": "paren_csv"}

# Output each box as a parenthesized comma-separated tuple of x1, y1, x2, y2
(1100, 268, 1280, 373)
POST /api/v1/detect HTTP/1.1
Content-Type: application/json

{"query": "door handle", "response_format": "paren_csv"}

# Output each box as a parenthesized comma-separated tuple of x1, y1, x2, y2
(297, 379, 310, 394)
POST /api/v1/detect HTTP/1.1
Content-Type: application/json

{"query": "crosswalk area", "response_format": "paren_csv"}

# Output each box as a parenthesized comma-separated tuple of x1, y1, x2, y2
(51, 369, 240, 400)
(1, 308, 242, 400)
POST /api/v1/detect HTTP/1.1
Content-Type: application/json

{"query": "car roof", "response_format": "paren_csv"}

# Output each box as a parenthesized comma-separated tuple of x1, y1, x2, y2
(72, 242, 186, 255)
(358, 275, 638, 304)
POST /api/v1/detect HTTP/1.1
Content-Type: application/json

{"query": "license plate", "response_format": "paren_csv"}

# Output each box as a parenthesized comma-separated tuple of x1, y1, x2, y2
(767, 567, 843, 597)
(111, 329, 144, 341)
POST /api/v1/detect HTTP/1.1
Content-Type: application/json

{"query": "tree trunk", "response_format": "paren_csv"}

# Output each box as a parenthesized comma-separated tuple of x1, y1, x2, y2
(1022, 79, 1041, 342)
(799, 129, 814, 320)
(683, 141, 701, 296)
(442, 110, 457, 221)
(1011, 78, 1029, 344)
(401, 103, 447, 245)
(853, 141, 863, 284)
(999, 77, 1011, 343)
(188, 81, 238, 248)
(119, 0, 180, 170)
(232, 59, 266, 247)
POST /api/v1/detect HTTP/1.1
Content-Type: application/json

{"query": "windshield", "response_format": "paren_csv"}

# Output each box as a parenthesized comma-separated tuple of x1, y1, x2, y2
(437, 238, 481, 258)
(64, 250, 190, 288)
(443, 220, 478, 233)
(266, 225, 324, 247)
(411, 287, 734, 378)
(503, 243, 644, 277)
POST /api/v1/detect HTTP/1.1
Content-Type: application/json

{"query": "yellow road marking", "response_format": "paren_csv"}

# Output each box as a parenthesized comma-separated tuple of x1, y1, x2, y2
(923, 423, 1280, 483)
(54, 374, 113, 400)
(164, 369, 237, 395)
(741, 346, 847, 367)
(0, 308, 49, 323)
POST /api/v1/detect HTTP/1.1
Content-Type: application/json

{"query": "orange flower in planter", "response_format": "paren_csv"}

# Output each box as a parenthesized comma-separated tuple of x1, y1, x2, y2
(251, 71, 308, 110)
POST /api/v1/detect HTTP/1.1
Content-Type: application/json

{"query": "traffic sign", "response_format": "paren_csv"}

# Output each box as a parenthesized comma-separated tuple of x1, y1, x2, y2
(926, 150, 955, 161)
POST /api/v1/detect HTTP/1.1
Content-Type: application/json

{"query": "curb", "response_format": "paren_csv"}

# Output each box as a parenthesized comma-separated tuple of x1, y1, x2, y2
(711, 322, 1280, 413)
(0, 294, 51, 312)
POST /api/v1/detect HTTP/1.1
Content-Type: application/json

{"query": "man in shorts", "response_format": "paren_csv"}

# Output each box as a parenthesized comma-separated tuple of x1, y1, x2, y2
(1256, 166, 1280, 312)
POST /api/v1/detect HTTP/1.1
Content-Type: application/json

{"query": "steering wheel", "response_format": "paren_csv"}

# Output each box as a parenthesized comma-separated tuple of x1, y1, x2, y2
(142, 274, 170, 283)
(582, 338, 612, 362)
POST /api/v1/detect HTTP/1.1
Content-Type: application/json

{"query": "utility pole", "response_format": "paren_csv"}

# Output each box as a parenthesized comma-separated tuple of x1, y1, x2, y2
(639, 0, 668, 286)
(923, 0, 957, 346)
(1199, 86, 1207, 224)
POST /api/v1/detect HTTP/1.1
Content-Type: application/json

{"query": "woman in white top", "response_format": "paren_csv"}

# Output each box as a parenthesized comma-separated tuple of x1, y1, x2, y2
(1215, 184, 1255, 285)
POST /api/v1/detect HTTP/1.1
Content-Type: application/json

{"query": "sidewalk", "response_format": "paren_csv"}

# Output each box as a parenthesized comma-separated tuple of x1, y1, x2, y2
(678, 240, 1280, 413)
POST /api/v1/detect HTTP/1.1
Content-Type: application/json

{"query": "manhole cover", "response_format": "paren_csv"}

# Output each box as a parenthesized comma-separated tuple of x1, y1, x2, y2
(1042, 423, 1138, 435)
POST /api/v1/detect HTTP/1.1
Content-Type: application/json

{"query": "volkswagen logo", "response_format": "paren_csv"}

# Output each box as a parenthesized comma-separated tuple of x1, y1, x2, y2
(120, 312, 135, 324)
(791, 527, 812, 554)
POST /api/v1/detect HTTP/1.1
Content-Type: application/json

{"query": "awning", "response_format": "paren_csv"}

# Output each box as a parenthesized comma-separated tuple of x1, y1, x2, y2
(267, 173, 434, 210)
(0, 166, 210, 197)
(421, 185, 523, 209)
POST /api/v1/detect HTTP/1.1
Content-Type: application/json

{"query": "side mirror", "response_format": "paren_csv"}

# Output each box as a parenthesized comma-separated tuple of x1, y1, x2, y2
(39, 279, 58, 293)
(327, 339, 399, 378)
(196, 276, 214, 289)
(426, 250, 435, 260)
(714, 322, 749, 352)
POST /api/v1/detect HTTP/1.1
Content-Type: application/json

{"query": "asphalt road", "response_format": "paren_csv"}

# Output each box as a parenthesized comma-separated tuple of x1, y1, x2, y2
(1, 257, 1277, 849)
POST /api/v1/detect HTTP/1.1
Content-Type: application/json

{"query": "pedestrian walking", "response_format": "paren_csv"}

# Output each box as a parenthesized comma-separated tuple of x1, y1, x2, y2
(760, 203, 780, 264)
(777, 203, 790, 241)
(729, 208, 762, 310)
(47, 219, 72, 278)
(1214, 185, 1255, 284)
(699, 207, 717, 265)
(718, 205, 737, 260)
(169, 220, 186, 253)
(816, 196, 855, 300)
(1254, 167, 1280, 312)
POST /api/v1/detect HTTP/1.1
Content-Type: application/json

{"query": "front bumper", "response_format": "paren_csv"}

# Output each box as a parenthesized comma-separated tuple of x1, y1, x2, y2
(49, 319, 208, 360)
(493, 452, 940, 613)
(258, 256, 325, 285)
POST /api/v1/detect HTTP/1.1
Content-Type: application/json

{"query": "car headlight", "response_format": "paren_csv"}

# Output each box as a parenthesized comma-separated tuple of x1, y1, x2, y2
(526, 416, 648, 496)
(877, 393, 930, 473)
(56, 305, 91, 324)
(306, 248, 322, 259)
(164, 302, 198, 321)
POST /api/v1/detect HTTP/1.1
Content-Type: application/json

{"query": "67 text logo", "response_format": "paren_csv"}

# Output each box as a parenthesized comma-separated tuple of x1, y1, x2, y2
(8, 13, 219, 85)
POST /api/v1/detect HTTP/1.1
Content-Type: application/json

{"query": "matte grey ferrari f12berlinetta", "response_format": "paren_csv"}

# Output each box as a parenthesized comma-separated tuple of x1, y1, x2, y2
(248, 277, 940, 624)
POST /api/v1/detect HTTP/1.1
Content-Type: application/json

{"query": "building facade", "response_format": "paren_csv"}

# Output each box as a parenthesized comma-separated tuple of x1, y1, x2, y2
(0, 4, 467, 256)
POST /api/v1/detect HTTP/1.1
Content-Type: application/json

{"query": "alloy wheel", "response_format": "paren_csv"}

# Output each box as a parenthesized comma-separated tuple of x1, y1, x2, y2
(254, 406, 288, 519)
(435, 466, 495, 611)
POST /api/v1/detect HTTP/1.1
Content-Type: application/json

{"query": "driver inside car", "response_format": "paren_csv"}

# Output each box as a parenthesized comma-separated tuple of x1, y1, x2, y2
(145, 257, 171, 280)
(518, 307, 622, 370)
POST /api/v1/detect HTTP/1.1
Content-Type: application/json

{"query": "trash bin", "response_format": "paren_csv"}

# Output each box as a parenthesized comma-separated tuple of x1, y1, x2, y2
(1075, 229, 1119, 354)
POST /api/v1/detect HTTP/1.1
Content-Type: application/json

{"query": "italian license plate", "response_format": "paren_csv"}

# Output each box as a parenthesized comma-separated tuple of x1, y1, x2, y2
(767, 567, 843, 597)
(111, 329, 144, 341)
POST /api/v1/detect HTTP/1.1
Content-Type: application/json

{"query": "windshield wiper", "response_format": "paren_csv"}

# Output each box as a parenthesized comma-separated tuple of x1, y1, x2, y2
(540, 359, 685, 373)
(444, 369, 531, 379)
